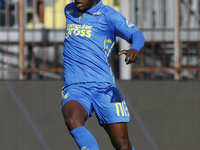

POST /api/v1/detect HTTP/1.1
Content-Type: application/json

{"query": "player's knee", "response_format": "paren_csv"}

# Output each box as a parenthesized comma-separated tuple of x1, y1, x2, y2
(115, 144, 131, 150)
(64, 115, 84, 131)
(114, 137, 131, 150)
(62, 103, 87, 131)
(64, 116, 73, 127)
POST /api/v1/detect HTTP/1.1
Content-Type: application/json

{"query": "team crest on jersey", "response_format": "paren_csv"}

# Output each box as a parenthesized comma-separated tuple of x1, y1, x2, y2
(68, 9, 74, 14)
(126, 20, 135, 27)
(78, 13, 84, 22)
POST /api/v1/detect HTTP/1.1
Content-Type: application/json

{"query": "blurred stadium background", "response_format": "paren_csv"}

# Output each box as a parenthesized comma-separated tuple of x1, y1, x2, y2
(0, 0, 200, 150)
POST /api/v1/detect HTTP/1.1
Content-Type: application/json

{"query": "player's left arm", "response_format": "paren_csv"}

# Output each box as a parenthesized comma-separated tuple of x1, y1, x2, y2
(118, 31, 145, 64)
(105, 7, 145, 64)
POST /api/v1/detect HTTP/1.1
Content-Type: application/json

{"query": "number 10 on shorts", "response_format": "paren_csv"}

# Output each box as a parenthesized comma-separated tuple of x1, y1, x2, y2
(114, 101, 130, 117)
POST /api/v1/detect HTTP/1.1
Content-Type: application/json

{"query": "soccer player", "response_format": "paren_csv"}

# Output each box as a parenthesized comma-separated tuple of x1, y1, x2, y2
(61, 0, 145, 150)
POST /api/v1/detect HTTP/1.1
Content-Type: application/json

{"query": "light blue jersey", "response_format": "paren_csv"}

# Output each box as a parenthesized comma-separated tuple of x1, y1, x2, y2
(63, 0, 144, 86)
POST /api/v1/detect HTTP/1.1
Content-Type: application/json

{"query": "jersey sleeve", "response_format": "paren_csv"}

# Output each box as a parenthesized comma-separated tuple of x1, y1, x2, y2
(105, 7, 139, 42)
(105, 6, 145, 52)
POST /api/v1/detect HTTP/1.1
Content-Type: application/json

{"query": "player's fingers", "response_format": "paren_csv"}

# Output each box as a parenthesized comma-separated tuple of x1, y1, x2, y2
(125, 53, 132, 64)
(129, 51, 138, 62)
(126, 56, 131, 64)
(132, 52, 139, 62)
(118, 50, 127, 55)
(126, 52, 139, 64)
(126, 54, 134, 64)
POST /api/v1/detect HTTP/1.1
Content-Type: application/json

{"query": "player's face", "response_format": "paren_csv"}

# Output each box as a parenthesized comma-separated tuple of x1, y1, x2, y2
(75, 0, 99, 12)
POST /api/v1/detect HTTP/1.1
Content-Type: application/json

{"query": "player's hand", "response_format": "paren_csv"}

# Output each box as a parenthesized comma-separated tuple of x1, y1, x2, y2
(118, 49, 139, 64)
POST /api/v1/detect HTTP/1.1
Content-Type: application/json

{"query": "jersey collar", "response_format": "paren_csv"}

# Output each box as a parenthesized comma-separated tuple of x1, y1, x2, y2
(85, 0, 103, 15)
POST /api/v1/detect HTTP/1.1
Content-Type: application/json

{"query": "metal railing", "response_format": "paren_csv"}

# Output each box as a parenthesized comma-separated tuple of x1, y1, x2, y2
(131, 0, 200, 80)
(0, 0, 69, 79)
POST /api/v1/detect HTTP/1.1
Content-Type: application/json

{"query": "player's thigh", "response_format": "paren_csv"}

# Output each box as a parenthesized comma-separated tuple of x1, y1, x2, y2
(62, 100, 88, 131)
(61, 84, 92, 131)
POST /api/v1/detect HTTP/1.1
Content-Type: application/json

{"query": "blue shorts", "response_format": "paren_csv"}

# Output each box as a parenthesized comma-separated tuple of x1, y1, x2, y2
(61, 82, 130, 127)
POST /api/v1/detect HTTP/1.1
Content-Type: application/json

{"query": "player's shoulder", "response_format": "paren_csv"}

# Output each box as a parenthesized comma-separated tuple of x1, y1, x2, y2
(102, 5, 121, 18)
(102, 5, 119, 14)
(102, 5, 123, 22)
(64, 2, 75, 11)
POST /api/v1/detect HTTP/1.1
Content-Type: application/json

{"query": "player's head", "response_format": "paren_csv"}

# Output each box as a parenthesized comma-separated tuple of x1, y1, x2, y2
(75, 0, 99, 12)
